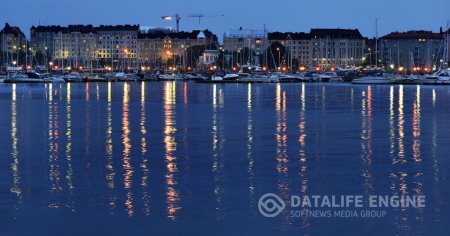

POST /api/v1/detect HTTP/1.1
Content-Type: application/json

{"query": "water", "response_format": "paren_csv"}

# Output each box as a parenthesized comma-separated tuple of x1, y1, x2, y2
(0, 82, 449, 235)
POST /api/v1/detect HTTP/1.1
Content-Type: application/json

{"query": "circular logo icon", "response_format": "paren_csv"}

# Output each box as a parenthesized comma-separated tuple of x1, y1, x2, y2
(258, 193, 286, 217)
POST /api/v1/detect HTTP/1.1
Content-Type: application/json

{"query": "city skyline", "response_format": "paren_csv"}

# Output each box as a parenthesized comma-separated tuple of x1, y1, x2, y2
(1, 0, 449, 39)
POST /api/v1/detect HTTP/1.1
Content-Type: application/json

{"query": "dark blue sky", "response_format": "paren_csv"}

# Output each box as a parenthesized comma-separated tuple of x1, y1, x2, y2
(2, 0, 449, 39)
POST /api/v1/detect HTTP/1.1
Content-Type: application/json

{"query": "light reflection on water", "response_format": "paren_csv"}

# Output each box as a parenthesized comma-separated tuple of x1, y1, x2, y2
(106, 82, 116, 213)
(164, 81, 180, 220)
(1, 82, 448, 235)
(122, 83, 134, 217)
(361, 86, 373, 193)
(247, 84, 255, 215)
(10, 84, 22, 203)
(66, 83, 75, 211)
(140, 81, 150, 216)
(212, 83, 225, 220)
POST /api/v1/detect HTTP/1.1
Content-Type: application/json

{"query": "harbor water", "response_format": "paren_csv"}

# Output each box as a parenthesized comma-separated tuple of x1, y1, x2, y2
(0, 82, 449, 235)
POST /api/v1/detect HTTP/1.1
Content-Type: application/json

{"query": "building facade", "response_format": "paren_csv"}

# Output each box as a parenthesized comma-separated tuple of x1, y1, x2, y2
(138, 29, 218, 68)
(268, 29, 366, 68)
(223, 27, 268, 66)
(31, 24, 140, 68)
(268, 32, 312, 67)
(30, 25, 62, 64)
(53, 25, 97, 68)
(309, 29, 365, 67)
(1, 23, 27, 66)
(380, 30, 446, 71)
(96, 25, 139, 68)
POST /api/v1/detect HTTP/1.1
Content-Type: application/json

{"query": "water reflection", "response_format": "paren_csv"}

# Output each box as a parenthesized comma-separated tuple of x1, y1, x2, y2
(432, 89, 436, 107)
(275, 84, 290, 224)
(10, 84, 22, 201)
(85, 82, 90, 101)
(106, 82, 116, 213)
(96, 84, 100, 101)
(183, 81, 188, 104)
(140, 82, 150, 216)
(212, 84, 225, 220)
(398, 85, 405, 163)
(393, 85, 411, 230)
(247, 84, 255, 215)
(122, 83, 134, 217)
(412, 85, 421, 163)
(389, 86, 396, 163)
(48, 83, 62, 208)
(65, 83, 75, 211)
(164, 81, 180, 220)
(299, 83, 309, 228)
(321, 86, 326, 110)
(361, 86, 374, 192)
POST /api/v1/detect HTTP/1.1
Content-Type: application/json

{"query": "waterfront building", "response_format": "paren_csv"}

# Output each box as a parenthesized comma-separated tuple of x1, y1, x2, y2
(96, 25, 139, 69)
(223, 27, 268, 66)
(52, 25, 97, 68)
(137, 28, 218, 68)
(30, 25, 63, 65)
(380, 30, 447, 71)
(268, 29, 366, 69)
(268, 32, 312, 68)
(309, 28, 366, 68)
(1, 23, 27, 66)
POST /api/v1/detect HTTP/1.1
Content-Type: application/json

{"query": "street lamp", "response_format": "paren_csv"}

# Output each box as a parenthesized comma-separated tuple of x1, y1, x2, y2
(276, 47, 281, 70)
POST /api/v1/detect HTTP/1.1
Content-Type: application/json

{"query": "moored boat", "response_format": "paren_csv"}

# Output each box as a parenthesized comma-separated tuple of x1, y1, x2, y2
(351, 73, 392, 84)
(64, 72, 83, 82)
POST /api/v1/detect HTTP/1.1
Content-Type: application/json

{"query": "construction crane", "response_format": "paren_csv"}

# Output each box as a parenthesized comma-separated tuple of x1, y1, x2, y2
(161, 14, 224, 32)
(161, 14, 181, 32)
(187, 14, 225, 24)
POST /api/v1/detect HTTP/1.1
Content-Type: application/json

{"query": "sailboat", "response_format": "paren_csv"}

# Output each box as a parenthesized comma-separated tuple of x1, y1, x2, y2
(419, 23, 450, 84)
(352, 18, 392, 84)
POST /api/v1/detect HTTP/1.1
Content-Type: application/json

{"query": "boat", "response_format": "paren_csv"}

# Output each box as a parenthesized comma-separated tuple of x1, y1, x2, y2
(85, 74, 109, 82)
(270, 73, 299, 83)
(320, 72, 342, 82)
(391, 74, 421, 84)
(351, 73, 392, 84)
(303, 72, 320, 82)
(64, 72, 84, 82)
(184, 73, 208, 81)
(4, 71, 50, 83)
(159, 74, 176, 80)
(418, 69, 450, 85)
(51, 76, 66, 83)
(239, 73, 275, 83)
(115, 72, 137, 81)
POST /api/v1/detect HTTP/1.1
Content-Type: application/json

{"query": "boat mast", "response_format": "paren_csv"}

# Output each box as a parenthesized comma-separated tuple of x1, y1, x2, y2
(60, 30, 63, 70)
(375, 18, 378, 68)
(445, 21, 449, 69)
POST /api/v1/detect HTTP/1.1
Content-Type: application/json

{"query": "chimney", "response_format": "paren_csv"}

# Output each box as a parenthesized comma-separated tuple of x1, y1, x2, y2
(440, 27, 443, 34)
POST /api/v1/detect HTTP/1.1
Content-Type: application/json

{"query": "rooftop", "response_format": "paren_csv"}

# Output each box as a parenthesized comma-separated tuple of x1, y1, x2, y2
(269, 32, 311, 40)
(381, 30, 444, 40)
(310, 28, 364, 39)
(1, 23, 25, 36)
(138, 29, 217, 41)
